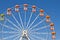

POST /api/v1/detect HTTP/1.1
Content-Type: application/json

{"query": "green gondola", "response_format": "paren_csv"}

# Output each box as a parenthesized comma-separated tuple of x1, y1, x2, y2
(0, 14, 5, 21)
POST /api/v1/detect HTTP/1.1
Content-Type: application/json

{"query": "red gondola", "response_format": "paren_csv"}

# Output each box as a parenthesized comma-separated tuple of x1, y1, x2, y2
(50, 23, 54, 27)
(46, 15, 50, 19)
(52, 32, 56, 35)
(32, 5, 36, 12)
(40, 9, 44, 16)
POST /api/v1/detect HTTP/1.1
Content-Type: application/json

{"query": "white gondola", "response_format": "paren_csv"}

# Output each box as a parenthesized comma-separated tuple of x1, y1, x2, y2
(7, 8, 11, 15)
(15, 5, 20, 12)
(24, 4, 28, 11)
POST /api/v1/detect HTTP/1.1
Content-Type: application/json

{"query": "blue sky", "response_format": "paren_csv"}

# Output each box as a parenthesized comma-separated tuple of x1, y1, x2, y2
(0, 0, 60, 40)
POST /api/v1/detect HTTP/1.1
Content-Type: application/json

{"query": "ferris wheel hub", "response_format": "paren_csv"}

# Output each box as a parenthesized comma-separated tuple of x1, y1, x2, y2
(19, 30, 30, 40)
(22, 30, 28, 37)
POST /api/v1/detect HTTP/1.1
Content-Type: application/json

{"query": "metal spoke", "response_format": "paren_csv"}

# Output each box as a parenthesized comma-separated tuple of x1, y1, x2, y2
(24, 11, 26, 29)
(18, 12, 24, 30)
(30, 25, 50, 33)
(6, 18, 20, 31)
(0, 31, 18, 34)
(29, 18, 46, 32)
(31, 32, 51, 35)
(31, 34, 45, 40)
(12, 13, 22, 30)
(13, 35, 20, 40)
(0, 23, 19, 32)
(27, 12, 33, 28)
(2, 34, 20, 40)
(27, 13, 40, 30)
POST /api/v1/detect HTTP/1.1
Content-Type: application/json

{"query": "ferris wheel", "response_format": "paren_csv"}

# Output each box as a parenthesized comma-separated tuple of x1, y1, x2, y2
(0, 4, 56, 40)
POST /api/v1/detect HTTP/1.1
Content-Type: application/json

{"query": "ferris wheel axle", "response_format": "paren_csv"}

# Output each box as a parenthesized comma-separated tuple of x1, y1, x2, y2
(19, 30, 30, 40)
